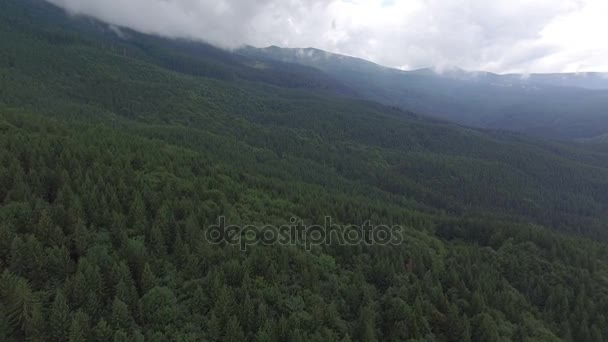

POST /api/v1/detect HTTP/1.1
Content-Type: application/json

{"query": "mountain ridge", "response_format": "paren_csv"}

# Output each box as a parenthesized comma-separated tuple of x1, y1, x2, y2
(248, 45, 608, 88)
(239, 45, 608, 140)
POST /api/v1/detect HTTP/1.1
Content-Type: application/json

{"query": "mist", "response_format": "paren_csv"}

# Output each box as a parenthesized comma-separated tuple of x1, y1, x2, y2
(46, 0, 608, 73)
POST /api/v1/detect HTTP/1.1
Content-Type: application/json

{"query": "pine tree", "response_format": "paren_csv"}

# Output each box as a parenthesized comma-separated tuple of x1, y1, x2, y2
(473, 313, 499, 342)
(71, 219, 91, 257)
(357, 304, 377, 342)
(141, 286, 178, 328)
(129, 193, 147, 236)
(35, 209, 64, 247)
(255, 328, 272, 342)
(149, 224, 166, 256)
(49, 290, 71, 342)
(66, 262, 96, 309)
(92, 318, 113, 342)
(115, 280, 132, 307)
(445, 303, 467, 342)
(8, 236, 26, 277)
(5, 169, 29, 203)
(139, 262, 156, 295)
(190, 285, 208, 315)
(154, 202, 176, 251)
(0, 223, 14, 265)
(207, 313, 222, 341)
(213, 288, 234, 325)
(0, 271, 38, 338)
(0, 308, 11, 341)
(110, 297, 132, 331)
(24, 302, 46, 342)
(112, 330, 129, 342)
(82, 291, 101, 319)
(112, 262, 139, 320)
(240, 292, 255, 332)
(224, 315, 245, 342)
(173, 231, 188, 266)
(45, 245, 72, 285)
(68, 310, 90, 342)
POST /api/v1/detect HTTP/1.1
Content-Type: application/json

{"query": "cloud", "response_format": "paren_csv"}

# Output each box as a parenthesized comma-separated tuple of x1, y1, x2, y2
(45, 0, 608, 73)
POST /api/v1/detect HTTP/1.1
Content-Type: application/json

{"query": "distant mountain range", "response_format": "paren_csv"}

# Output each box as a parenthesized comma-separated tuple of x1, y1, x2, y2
(239, 46, 608, 140)
(407, 66, 608, 90)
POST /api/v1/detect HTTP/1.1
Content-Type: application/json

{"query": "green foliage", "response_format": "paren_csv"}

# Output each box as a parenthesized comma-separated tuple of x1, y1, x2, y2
(0, 271, 39, 338)
(141, 287, 178, 329)
(68, 310, 90, 342)
(0, 1, 607, 341)
(49, 290, 71, 342)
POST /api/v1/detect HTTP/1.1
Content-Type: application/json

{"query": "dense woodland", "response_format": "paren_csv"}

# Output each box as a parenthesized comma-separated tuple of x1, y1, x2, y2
(1, 0, 608, 341)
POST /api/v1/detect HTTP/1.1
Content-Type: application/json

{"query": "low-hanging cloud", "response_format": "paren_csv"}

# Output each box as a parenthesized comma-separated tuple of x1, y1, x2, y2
(46, 0, 608, 73)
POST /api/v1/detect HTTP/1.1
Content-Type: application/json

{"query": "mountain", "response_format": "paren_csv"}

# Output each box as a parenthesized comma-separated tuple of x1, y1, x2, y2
(407, 68, 608, 91)
(240, 46, 608, 140)
(503, 72, 608, 90)
(1, 0, 608, 341)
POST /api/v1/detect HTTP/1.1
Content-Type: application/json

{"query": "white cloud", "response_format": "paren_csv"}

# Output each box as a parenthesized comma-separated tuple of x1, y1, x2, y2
(45, 0, 608, 73)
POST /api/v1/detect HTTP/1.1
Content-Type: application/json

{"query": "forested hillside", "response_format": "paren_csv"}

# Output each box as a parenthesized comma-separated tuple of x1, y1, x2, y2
(1, 0, 608, 341)
(240, 46, 608, 140)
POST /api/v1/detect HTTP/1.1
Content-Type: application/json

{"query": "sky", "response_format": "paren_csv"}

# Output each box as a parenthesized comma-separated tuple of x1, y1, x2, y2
(45, 0, 608, 73)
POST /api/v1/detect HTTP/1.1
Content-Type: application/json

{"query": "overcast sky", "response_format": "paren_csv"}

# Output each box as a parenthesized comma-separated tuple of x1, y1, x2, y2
(46, 0, 608, 73)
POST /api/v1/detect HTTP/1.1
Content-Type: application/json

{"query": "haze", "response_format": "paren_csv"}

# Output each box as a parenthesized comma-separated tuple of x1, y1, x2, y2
(46, 0, 608, 73)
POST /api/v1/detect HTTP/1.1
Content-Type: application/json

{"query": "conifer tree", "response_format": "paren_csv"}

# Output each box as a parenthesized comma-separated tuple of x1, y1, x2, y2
(92, 319, 113, 342)
(49, 290, 71, 342)
(110, 297, 132, 331)
(0, 272, 38, 338)
(36, 209, 64, 247)
(473, 313, 499, 342)
(207, 313, 222, 341)
(357, 305, 377, 342)
(139, 262, 156, 295)
(71, 219, 91, 257)
(224, 315, 246, 342)
(24, 302, 45, 342)
(112, 330, 129, 342)
(68, 310, 90, 342)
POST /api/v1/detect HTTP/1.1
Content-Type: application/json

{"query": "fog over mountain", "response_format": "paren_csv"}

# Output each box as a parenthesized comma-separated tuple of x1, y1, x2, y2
(240, 45, 608, 140)
(46, 0, 608, 74)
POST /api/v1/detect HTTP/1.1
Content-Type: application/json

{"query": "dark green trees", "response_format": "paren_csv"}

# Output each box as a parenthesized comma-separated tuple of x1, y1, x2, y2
(0, 0, 607, 340)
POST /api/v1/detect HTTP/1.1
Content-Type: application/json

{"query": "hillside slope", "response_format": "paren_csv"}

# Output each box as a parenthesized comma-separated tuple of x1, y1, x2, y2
(240, 46, 608, 140)
(1, 0, 608, 341)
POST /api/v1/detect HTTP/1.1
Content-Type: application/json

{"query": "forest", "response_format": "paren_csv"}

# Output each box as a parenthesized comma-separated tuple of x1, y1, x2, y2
(240, 46, 608, 141)
(1, 0, 608, 341)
